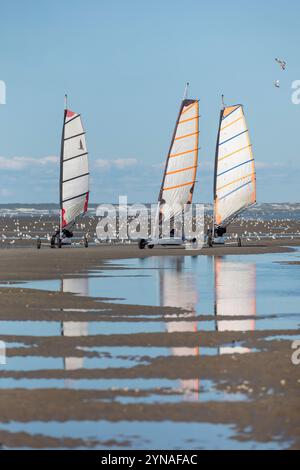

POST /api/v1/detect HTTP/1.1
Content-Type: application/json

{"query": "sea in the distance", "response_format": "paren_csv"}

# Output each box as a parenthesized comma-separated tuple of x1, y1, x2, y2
(0, 203, 299, 221)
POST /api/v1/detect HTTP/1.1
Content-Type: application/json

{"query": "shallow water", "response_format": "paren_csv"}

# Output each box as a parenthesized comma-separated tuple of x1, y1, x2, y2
(0, 420, 288, 450)
(2, 355, 151, 371)
(0, 249, 299, 449)
(7, 249, 300, 314)
(0, 376, 248, 403)
(2, 249, 300, 334)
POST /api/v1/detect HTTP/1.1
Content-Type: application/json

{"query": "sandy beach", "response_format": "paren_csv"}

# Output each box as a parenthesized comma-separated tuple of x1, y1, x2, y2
(0, 219, 299, 449)
(2, 0, 300, 455)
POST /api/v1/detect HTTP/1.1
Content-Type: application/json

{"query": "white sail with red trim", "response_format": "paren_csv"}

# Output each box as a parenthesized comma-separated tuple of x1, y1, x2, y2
(214, 104, 256, 227)
(60, 108, 89, 229)
(61, 278, 89, 370)
(158, 98, 199, 224)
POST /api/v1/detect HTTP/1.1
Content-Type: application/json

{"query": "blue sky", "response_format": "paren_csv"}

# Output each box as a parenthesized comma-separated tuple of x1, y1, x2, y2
(0, 0, 299, 203)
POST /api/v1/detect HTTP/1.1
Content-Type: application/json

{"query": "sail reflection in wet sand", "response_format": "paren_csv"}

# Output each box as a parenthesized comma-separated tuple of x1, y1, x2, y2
(214, 257, 256, 354)
(158, 258, 200, 399)
(61, 278, 89, 370)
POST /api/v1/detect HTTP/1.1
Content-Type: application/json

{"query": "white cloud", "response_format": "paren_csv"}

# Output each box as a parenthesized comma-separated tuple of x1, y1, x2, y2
(95, 159, 111, 170)
(95, 158, 138, 171)
(255, 159, 299, 171)
(114, 158, 137, 169)
(0, 156, 58, 170)
(0, 188, 12, 197)
(255, 161, 286, 170)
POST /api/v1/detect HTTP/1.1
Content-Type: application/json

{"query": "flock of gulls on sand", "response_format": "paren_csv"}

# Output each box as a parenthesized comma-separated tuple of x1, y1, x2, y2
(0, 210, 299, 246)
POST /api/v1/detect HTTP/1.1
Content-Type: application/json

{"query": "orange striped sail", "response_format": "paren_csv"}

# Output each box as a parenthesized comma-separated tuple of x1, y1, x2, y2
(214, 104, 256, 228)
(158, 97, 199, 226)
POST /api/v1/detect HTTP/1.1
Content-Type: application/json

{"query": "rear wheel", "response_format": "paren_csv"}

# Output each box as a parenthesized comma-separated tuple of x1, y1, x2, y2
(84, 237, 89, 248)
(138, 239, 146, 250)
(50, 235, 56, 248)
(37, 238, 41, 249)
(148, 244, 154, 249)
(238, 237, 242, 247)
(207, 235, 213, 247)
(58, 238, 62, 248)
(191, 237, 198, 248)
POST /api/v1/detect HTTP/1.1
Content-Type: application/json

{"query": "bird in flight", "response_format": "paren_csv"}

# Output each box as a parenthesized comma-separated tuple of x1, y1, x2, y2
(275, 58, 287, 70)
(274, 80, 280, 88)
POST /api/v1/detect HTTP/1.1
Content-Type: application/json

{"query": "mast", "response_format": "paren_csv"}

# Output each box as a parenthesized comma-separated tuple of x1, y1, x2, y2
(212, 95, 225, 233)
(59, 94, 68, 237)
(221, 94, 225, 109)
(183, 82, 189, 100)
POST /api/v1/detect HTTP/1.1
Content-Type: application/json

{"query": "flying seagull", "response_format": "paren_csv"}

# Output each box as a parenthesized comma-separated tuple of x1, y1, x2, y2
(274, 80, 280, 88)
(275, 58, 287, 70)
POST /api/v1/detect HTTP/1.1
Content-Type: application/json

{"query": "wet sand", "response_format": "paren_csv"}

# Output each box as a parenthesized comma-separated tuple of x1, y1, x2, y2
(0, 223, 299, 449)
(0, 240, 299, 283)
(0, 293, 300, 448)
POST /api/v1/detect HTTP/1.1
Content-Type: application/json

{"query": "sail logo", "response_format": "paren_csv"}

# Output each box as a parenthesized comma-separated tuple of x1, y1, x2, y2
(95, 196, 205, 246)
(291, 340, 300, 365)
(0, 80, 6, 105)
(0, 341, 6, 365)
(291, 81, 300, 105)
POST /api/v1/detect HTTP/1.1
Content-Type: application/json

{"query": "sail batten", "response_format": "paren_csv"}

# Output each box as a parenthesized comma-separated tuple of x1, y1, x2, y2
(158, 98, 199, 225)
(214, 104, 256, 228)
(60, 108, 89, 229)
